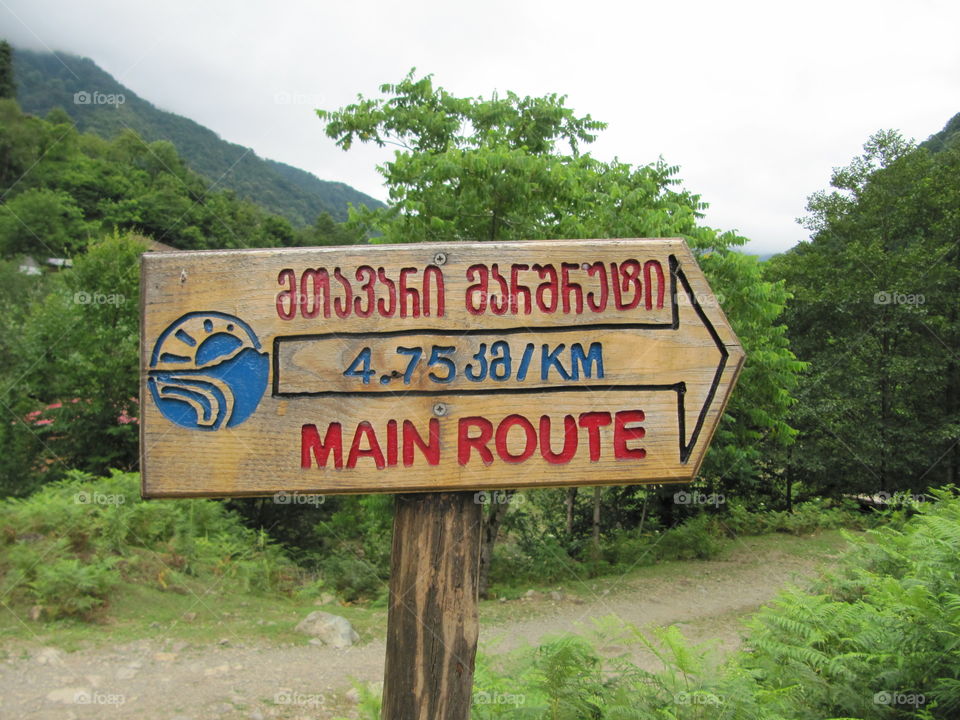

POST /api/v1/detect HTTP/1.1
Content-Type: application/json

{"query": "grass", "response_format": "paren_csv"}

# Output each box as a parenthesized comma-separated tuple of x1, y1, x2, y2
(0, 528, 857, 655)
(0, 578, 388, 654)
(719, 526, 861, 558)
(486, 529, 856, 627)
(480, 528, 858, 625)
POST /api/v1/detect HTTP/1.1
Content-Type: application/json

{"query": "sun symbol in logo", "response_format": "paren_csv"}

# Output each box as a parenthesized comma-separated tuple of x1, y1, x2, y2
(148, 312, 269, 430)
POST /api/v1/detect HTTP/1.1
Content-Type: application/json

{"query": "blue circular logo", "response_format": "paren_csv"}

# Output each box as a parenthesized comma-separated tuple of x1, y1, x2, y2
(148, 312, 269, 430)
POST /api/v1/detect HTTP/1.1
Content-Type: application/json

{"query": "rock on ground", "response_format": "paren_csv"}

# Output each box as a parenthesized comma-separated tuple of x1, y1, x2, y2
(294, 611, 360, 648)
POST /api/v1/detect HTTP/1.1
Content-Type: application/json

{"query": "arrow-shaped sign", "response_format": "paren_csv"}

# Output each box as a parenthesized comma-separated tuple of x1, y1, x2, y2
(140, 239, 744, 497)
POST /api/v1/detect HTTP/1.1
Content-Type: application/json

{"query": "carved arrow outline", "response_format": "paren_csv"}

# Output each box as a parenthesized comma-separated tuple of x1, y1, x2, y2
(271, 254, 738, 464)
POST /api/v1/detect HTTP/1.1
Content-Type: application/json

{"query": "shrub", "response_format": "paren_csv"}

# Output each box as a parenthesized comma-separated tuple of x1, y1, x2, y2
(320, 553, 386, 603)
(599, 527, 660, 570)
(656, 514, 724, 560)
(744, 486, 960, 719)
(721, 496, 869, 537)
(339, 619, 772, 720)
(489, 533, 580, 588)
(0, 469, 302, 619)
(312, 494, 393, 601)
(28, 557, 119, 618)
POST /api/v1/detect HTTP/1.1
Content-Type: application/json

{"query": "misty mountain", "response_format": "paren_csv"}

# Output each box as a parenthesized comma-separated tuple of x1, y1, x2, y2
(922, 112, 960, 153)
(11, 47, 382, 226)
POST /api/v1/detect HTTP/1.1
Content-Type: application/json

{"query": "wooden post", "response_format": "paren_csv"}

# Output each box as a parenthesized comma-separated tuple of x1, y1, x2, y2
(382, 492, 483, 720)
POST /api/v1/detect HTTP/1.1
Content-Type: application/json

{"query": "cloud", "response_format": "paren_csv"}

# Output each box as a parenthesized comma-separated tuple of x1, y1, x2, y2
(2, 0, 958, 255)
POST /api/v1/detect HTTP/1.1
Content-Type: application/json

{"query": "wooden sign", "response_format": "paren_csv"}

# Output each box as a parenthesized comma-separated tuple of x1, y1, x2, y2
(140, 239, 744, 497)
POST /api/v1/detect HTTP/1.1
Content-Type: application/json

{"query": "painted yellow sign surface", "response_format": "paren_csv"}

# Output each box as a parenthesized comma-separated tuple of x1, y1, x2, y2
(140, 238, 744, 497)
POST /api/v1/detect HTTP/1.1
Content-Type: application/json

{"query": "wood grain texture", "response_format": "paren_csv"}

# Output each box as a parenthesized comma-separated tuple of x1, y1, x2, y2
(140, 239, 745, 497)
(381, 492, 482, 720)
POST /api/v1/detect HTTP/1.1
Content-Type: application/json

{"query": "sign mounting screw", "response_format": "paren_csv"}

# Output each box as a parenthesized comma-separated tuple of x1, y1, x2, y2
(433, 403, 448, 417)
(433, 252, 447, 266)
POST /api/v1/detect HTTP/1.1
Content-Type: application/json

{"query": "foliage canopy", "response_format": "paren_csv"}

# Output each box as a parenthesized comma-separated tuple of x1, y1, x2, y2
(318, 69, 804, 491)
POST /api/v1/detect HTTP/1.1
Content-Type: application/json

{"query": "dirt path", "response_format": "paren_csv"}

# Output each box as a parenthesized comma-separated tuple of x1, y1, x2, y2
(0, 535, 842, 719)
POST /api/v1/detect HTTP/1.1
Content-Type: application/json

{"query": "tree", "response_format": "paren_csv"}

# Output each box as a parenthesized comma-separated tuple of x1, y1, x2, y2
(922, 111, 960, 153)
(0, 99, 44, 190)
(0, 100, 326, 255)
(0, 232, 144, 494)
(317, 70, 605, 244)
(295, 211, 365, 246)
(0, 187, 91, 257)
(766, 129, 960, 495)
(0, 41, 14, 100)
(318, 70, 803, 596)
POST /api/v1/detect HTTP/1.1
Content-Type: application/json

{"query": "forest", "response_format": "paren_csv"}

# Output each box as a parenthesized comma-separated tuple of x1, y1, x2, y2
(2, 39, 960, 719)
(10, 46, 384, 226)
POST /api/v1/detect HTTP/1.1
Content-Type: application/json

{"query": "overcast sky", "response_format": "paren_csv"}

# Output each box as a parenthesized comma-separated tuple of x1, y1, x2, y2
(2, 0, 958, 255)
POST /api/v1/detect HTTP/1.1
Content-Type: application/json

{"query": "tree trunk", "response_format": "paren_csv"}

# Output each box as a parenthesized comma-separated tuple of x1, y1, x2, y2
(477, 492, 513, 599)
(382, 492, 482, 720)
(947, 286, 960, 485)
(952, 367, 960, 485)
(786, 468, 793, 513)
(565, 487, 577, 535)
(637, 492, 648, 535)
(786, 446, 793, 513)
(591, 486, 602, 562)
(879, 328, 893, 493)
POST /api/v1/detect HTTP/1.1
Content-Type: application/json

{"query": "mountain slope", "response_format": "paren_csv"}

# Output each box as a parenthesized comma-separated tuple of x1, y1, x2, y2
(11, 47, 381, 225)
(922, 111, 960, 153)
